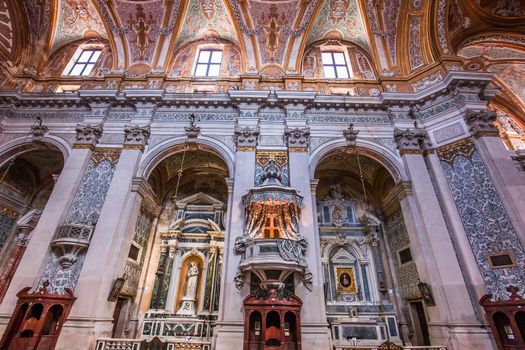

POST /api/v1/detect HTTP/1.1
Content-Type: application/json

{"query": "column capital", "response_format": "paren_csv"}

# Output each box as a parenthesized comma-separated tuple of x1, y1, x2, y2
(393, 127, 432, 155)
(73, 123, 103, 149)
(464, 109, 499, 138)
(285, 127, 310, 152)
(310, 179, 319, 194)
(234, 126, 260, 151)
(124, 125, 150, 151)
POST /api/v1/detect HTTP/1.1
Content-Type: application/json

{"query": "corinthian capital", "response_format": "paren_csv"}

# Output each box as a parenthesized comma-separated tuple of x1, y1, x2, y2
(393, 127, 431, 154)
(464, 110, 498, 138)
(124, 125, 151, 150)
(74, 123, 103, 148)
(234, 126, 260, 151)
(285, 127, 310, 151)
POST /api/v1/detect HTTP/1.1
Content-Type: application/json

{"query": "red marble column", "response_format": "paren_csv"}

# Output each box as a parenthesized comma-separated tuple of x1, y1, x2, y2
(0, 226, 32, 302)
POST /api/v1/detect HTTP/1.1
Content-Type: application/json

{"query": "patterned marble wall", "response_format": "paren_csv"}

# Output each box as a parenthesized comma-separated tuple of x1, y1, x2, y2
(438, 139, 525, 298)
(121, 207, 153, 297)
(0, 207, 17, 248)
(386, 210, 420, 299)
(40, 151, 119, 293)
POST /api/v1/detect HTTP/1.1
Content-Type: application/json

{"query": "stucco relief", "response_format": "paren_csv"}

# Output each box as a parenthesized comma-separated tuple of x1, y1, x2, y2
(0, 1, 13, 55)
(306, 0, 369, 50)
(50, 0, 108, 53)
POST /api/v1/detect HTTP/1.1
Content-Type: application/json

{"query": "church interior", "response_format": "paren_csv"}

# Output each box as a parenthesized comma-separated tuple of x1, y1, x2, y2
(0, 0, 524, 349)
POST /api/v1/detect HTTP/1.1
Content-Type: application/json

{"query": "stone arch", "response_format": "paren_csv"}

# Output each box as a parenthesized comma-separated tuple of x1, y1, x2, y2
(0, 136, 69, 169)
(309, 139, 405, 182)
(138, 135, 235, 180)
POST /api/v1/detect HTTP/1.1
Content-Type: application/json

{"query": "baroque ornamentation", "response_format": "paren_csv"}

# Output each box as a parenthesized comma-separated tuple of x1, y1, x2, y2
(74, 123, 103, 148)
(412, 72, 443, 92)
(408, 17, 424, 70)
(437, 138, 475, 164)
(464, 109, 499, 138)
(124, 125, 151, 149)
(393, 127, 431, 154)
(285, 127, 310, 150)
(234, 126, 260, 150)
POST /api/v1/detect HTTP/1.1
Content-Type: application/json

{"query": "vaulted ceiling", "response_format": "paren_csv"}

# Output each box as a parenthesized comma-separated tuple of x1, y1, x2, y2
(0, 0, 524, 114)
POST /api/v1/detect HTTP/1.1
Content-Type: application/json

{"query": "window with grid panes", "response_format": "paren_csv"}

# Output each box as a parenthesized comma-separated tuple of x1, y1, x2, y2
(66, 49, 101, 76)
(321, 51, 350, 79)
(194, 49, 223, 77)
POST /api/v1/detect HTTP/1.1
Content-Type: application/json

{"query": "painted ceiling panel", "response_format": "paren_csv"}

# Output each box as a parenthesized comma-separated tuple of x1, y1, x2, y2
(248, 0, 301, 65)
(0, 0, 13, 55)
(306, 0, 369, 50)
(50, 0, 108, 53)
(115, 1, 164, 63)
(475, 0, 525, 17)
(175, 0, 238, 47)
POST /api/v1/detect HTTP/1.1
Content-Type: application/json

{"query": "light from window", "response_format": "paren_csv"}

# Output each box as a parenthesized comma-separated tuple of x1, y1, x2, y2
(194, 49, 222, 77)
(321, 51, 350, 79)
(67, 49, 101, 76)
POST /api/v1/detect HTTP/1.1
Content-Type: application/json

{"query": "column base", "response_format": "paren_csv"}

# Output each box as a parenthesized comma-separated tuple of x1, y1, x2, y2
(301, 323, 332, 350)
(54, 317, 113, 350)
(213, 321, 244, 350)
(429, 323, 496, 350)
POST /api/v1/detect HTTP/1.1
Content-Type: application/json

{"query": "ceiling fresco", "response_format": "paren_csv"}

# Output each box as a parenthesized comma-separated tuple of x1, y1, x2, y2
(0, 0, 525, 127)
(50, 0, 108, 53)
(306, 0, 369, 51)
(474, 0, 525, 17)
(175, 0, 238, 47)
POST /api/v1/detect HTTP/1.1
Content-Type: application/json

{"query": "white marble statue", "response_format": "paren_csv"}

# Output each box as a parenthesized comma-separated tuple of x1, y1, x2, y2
(176, 262, 200, 316)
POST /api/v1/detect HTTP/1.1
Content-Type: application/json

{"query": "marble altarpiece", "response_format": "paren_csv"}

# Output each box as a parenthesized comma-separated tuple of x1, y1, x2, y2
(144, 192, 225, 341)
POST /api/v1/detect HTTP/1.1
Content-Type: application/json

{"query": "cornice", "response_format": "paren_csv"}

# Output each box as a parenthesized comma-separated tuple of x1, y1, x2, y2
(0, 71, 496, 116)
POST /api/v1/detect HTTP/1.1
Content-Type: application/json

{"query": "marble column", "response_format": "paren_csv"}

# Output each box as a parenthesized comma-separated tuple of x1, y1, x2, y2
(393, 127, 493, 350)
(214, 125, 258, 350)
(0, 125, 99, 329)
(286, 126, 332, 350)
(56, 126, 150, 350)
(465, 110, 525, 248)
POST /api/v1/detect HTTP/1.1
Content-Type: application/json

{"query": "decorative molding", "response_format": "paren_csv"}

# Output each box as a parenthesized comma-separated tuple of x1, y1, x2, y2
(74, 123, 103, 148)
(393, 127, 431, 154)
(185, 114, 200, 143)
(436, 138, 476, 164)
(234, 126, 260, 149)
(464, 110, 499, 138)
(433, 122, 465, 144)
(124, 125, 151, 150)
(285, 127, 310, 150)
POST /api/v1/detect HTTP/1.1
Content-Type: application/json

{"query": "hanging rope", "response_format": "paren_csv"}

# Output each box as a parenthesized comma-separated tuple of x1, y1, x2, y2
(172, 145, 187, 202)
(355, 150, 368, 211)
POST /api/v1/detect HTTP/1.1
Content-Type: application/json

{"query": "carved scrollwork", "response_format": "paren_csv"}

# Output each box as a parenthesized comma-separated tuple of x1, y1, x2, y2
(74, 123, 103, 148)
(124, 125, 151, 150)
(464, 109, 499, 138)
(393, 127, 432, 154)
(234, 126, 260, 150)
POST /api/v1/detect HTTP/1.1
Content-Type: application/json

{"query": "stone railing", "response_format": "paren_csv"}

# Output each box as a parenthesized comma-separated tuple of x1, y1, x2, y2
(95, 338, 211, 350)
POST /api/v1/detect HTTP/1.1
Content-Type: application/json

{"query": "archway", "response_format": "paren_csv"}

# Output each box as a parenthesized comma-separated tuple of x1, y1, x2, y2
(122, 145, 230, 341)
(313, 146, 424, 346)
(0, 142, 64, 301)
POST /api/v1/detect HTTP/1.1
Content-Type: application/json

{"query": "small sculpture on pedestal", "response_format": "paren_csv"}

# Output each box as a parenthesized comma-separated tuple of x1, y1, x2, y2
(176, 262, 200, 316)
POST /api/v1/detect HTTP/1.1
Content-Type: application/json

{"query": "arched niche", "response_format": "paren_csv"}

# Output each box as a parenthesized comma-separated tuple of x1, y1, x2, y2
(174, 253, 206, 315)
(168, 38, 242, 78)
(302, 40, 377, 80)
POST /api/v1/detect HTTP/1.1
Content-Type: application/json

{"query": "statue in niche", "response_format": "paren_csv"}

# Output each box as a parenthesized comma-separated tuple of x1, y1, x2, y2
(176, 262, 200, 316)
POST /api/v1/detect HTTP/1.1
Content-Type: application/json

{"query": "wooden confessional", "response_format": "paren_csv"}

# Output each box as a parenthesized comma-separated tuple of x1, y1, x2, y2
(243, 288, 302, 350)
(480, 286, 525, 350)
(0, 282, 75, 350)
